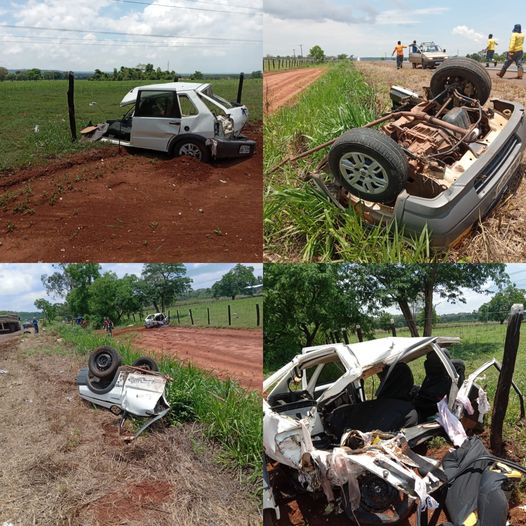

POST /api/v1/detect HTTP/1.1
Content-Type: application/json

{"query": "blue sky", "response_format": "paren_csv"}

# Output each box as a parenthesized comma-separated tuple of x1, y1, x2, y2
(0, 0, 262, 72)
(264, 0, 523, 58)
(0, 263, 263, 311)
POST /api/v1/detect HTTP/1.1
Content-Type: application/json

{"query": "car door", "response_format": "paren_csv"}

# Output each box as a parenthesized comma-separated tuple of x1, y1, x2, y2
(130, 90, 181, 151)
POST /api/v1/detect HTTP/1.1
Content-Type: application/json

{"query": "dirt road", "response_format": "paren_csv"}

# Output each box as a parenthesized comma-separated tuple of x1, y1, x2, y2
(264, 68, 327, 114)
(355, 61, 526, 262)
(0, 334, 259, 525)
(113, 325, 262, 391)
(0, 125, 262, 262)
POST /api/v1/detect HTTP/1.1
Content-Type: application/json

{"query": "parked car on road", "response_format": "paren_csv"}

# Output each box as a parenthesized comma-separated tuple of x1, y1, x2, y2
(409, 42, 448, 69)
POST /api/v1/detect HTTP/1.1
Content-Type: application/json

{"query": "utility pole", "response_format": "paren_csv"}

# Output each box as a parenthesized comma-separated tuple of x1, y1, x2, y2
(299, 44, 303, 57)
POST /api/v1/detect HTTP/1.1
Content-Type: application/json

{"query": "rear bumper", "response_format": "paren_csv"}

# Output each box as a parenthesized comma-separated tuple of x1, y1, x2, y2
(208, 136, 256, 159)
(395, 99, 526, 247)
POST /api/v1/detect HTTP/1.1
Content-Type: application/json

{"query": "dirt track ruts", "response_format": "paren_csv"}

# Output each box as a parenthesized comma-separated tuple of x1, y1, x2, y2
(113, 325, 262, 391)
(0, 124, 262, 263)
(264, 68, 327, 114)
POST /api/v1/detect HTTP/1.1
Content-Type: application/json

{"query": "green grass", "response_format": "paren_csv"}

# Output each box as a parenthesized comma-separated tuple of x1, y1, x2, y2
(264, 62, 432, 262)
(121, 295, 262, 329)
(54, 323, 262, 482)
(0, 78, 262, 171)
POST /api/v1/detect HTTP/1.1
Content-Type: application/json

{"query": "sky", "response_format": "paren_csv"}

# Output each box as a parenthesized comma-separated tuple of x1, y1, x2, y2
(0, 0, 262, 72)
(264, 0, 522, 58)
(0, 263, 263, 311)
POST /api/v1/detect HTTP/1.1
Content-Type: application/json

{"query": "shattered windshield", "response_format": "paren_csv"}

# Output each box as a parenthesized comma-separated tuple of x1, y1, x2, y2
(423, 43, 441, 52)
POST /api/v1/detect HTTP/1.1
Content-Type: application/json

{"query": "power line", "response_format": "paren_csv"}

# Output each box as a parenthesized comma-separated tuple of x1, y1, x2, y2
(0, 24, 262, 43)
(108, 0, 261, 14)
(0, 38, 252, 48)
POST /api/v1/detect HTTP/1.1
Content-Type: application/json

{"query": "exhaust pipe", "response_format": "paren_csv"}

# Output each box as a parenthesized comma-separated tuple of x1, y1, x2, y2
(236, 72, 244, 104)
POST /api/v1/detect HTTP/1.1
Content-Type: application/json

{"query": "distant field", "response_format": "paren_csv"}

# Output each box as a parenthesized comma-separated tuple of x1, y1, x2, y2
(0, 78, 262, 171)
(123, 295, 263, 329)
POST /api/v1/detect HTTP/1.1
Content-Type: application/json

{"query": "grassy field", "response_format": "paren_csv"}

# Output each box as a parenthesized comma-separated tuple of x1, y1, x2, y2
(122, 295, 263, 329)
(264, 62, 432, 262)
(0, 77, 262, 171)
(55, 323, 262, 481)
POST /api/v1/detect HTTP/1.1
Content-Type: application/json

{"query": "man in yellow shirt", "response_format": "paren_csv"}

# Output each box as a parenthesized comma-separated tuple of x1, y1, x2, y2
(497, 24, 524, 79)
(485, 34, 498, 68)
(392, 41, 407, 69)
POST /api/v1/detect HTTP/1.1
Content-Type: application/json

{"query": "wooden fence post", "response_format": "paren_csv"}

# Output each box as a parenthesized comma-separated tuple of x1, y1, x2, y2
(390, 319, 397, 337)
(356, 324, 364, 342)
(256, 303, 261, 326)
(490, 304, 523, 455)
(341, 328, 349, 344)
(228, 305, 232, 326)
(189, 309, 194, 325)
(207, 307, 210, 325)
(67, 72, 77, 142)
(176, 310, 180, 324)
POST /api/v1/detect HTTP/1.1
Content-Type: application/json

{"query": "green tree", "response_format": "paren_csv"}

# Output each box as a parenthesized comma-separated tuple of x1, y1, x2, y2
(190, 70, 204, 80)
(212, 264, 257, 300)
(0, 67, 8, 81)
(309, 45, 326, 62)
(264, 264, 369, 370)
(34, 298, 57, 322)
(344, 264, 508, 337)
(141, 264, 192, 312)
(478, 285, 526, 324)
(42, 264, 101, 316)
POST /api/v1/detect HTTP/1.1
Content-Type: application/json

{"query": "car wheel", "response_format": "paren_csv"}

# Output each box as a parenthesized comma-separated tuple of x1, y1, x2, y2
(132, 357, 159, 371)
(430, 57, 492, 104)
(412, 62, 417, 69)
(328, 128, 408, 203)
(88, 346, 122, 379)
(175, 139, 210, 162)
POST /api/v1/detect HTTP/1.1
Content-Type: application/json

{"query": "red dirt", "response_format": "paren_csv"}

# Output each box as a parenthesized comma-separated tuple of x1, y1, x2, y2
(86, 480, 173, 525)
(0, 124, 262, 262)
(113, 325, 262, 391)
(264, 68, 327, 114)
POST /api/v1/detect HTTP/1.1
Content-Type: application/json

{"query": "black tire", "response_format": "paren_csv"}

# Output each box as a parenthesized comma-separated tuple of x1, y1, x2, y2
(132, 356, 159, 372)
(174, 138, 210, 162)
(263, 509, 277, 526)
(430, 57, 492, 104)
(412, 62, 417, 69)
(328, 128, 408, 203)
(88, 346, 121, 379)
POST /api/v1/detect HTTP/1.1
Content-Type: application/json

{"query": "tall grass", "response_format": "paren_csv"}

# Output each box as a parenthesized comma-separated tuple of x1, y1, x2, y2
(264, 62, 432, 262)
(54, 324, 262, 481)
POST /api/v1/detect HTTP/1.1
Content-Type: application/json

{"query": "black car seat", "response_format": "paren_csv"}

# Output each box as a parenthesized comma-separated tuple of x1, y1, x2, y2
(376, 362, 415, 401)
(414, 351, 453, 421)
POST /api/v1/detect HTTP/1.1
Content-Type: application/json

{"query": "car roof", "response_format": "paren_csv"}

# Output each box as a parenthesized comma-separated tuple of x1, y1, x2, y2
(120, 82, 210, 106)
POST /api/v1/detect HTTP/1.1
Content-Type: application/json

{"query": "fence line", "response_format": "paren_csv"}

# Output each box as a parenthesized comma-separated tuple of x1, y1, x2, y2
(263, 57, 316, 72)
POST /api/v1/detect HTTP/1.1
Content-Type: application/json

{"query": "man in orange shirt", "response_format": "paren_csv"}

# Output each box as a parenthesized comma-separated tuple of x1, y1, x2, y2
(392, 41, 407, 69)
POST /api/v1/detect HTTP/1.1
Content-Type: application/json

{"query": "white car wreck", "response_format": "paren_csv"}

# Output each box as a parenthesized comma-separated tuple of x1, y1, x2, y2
(263, 336, 525, 525)
(144, 312, 169, 329)
(83, 81, 256, 162)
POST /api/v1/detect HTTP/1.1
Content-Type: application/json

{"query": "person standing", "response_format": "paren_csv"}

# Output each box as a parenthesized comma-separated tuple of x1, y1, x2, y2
(410, 40, 418, 53)
(32, 317, 39, 334)
(392, 41, 407, 69)
(497, 24, 524, 79)
(103, 317, 113, 337)
(485, 34, 498, 67)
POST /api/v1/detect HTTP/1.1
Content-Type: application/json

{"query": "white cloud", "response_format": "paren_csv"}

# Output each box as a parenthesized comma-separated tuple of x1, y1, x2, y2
(452, 25, 484, 43)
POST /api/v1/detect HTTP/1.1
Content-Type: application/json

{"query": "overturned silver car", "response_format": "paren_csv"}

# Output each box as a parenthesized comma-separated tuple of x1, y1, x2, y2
(263, 336, 525, 524)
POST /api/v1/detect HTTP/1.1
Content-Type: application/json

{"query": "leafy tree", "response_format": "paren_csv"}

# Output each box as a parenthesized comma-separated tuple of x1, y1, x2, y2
(141, 264, 192, 312)
(34, 298, 57, 322)
(251, 70, 262, 78)
(190, 70, 204, 80)
(309, 45, 326, 62)
(337, 53, 349, 60)
(478, 285, 526, 324)
(42, 264, 101, 316)
(264, 264, 370, 370)
(88, 273, 143, 325)
(212, 264, 257, 300)
(343, 264, 508, 337)
(0, 67, 8, 81)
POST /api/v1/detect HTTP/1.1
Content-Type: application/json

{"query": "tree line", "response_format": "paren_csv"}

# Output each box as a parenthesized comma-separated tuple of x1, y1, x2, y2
(0, 64, 263, 82)
(264, 263, 520, 370)
(35, 263, 260, 327)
